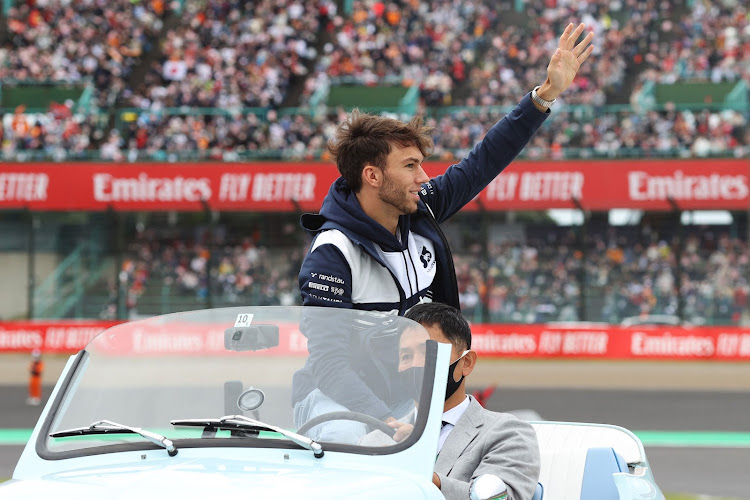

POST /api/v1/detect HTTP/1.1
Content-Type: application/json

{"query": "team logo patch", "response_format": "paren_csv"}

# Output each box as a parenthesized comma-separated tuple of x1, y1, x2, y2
(420, 246, 432, 268)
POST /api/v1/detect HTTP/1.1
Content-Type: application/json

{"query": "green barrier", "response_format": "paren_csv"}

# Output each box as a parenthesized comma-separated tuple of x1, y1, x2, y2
(653, 81, 739, 106)
(1, 82, 86, 110)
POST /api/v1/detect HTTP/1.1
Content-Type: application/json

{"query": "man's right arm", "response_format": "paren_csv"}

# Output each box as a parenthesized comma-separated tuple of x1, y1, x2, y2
(423, 24, 594, 225)
(420, 94, 548, 224)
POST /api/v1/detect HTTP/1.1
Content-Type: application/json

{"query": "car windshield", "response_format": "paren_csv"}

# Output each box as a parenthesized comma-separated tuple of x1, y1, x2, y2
(42, 306, 435, 457)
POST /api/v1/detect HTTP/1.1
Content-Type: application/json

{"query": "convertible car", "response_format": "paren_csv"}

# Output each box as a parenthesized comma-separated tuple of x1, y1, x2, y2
(2, 306, 664, 499)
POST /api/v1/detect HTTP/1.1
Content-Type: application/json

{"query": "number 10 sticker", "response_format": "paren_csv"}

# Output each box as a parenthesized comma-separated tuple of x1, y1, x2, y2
(234, 313, 254, 327)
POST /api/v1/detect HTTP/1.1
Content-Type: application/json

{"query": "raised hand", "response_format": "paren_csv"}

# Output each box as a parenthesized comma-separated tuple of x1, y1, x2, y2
(538, 23, 595, 102)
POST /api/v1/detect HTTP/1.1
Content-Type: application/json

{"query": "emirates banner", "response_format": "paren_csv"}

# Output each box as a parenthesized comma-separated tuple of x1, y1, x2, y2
(1, 159, 747, 211)
(2, 320, 750, 361)
(0, 320, 306, 356)
(470, 324, 750, 360)
(0, 321, 121, 353)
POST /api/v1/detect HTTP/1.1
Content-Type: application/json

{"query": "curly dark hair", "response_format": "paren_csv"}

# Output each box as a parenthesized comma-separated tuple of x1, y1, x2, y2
(326, 109, 434, 192)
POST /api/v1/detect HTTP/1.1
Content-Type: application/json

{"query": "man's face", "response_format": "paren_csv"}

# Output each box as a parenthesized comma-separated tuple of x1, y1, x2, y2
(378, 145, 429, 216)
(398, 326, 429, 372)
(422, 323, 465, 364)
(398, 323, 463, 370)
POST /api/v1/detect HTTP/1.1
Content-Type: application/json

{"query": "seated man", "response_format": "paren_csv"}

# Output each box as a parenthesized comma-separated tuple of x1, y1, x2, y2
(293, 308, 418, 444)
(404, 303, 540, 500)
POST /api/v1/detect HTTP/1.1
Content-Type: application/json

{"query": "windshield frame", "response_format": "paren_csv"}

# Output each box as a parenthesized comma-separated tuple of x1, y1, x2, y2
(34, 309, 440, 460)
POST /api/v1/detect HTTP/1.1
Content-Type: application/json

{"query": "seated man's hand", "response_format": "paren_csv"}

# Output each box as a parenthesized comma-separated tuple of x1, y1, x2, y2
(384, 417, 414, 442)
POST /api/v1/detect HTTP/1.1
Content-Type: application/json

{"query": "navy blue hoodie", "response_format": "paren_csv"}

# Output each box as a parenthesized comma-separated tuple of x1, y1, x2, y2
(293, 94, 548, 418)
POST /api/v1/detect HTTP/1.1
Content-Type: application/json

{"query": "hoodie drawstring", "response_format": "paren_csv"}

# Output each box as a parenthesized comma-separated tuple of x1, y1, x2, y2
(404, 245, 420, 299)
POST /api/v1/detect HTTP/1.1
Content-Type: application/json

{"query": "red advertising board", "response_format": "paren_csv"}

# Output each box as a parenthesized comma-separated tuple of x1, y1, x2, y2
(0, 320, 121, 352)
(0, 320, 307, 356)
(470, 159, 750, 211)
(1, 159, 747, 211)
(470, 324, 750, 361)
(0, 163, 340, 212)
(2, 320, 750, 361)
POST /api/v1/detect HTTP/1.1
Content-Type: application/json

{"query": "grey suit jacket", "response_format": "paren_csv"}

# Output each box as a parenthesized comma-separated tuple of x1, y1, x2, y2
(435, 396, 540, 500)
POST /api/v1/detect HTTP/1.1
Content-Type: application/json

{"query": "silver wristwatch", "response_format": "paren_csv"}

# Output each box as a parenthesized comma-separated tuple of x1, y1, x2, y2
(531, 86, 556, 108)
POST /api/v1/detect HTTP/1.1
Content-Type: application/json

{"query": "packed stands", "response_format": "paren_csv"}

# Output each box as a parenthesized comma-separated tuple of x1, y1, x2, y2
(1, 1, 748, 327)
(101, 218, 748, 327)
(2, 0, 166, 104)
(105, 221, 304, 318)
(1, 0, 747, 159)
(299, 0, 488, 106)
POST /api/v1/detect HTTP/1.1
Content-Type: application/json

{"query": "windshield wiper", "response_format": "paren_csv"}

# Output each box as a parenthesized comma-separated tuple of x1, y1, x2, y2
(171, 414, 324, 458)
(50, 419, 178, 457)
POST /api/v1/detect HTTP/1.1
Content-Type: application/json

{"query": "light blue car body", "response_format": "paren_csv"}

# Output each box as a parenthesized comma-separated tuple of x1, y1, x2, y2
(2, 306, 665, 499)
(4, 308, 452, 500)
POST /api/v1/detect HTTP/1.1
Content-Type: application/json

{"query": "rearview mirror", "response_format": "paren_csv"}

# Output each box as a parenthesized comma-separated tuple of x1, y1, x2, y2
(224, 325, 279, 351)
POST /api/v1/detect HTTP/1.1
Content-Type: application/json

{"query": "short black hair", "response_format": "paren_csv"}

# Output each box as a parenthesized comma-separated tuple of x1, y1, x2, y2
(405, 302, 471, 351)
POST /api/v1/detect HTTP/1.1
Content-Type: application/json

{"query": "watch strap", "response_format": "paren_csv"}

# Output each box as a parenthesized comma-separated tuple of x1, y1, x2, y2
(532, 86, 556, 108)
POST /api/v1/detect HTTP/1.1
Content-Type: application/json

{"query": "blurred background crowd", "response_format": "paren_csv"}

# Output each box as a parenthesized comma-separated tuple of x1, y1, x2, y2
(1, 0, 747, 161)
(0, 0, 748, 327)
(99, 214, 746, 327)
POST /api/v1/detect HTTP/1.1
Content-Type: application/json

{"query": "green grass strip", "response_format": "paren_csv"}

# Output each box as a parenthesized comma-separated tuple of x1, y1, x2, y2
(665, 495, 741, 500)
(634, 431, 750, 447)
(4, 429, 750, 448)
(0, 429, 32, 445)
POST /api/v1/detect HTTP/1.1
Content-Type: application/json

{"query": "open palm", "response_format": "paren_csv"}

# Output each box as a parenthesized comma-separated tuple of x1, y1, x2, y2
(546, 23, 595, 94)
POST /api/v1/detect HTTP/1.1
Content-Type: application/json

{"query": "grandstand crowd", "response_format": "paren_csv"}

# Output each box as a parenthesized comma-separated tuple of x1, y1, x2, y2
(108, 220, 749, 327)
(1, 0, 747, 160)
(456, 223, 749, 326)
(1, 0, 748, 326)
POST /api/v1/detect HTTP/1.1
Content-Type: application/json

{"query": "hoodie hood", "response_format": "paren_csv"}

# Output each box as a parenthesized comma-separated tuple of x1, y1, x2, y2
(302, 177, 410, 252)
